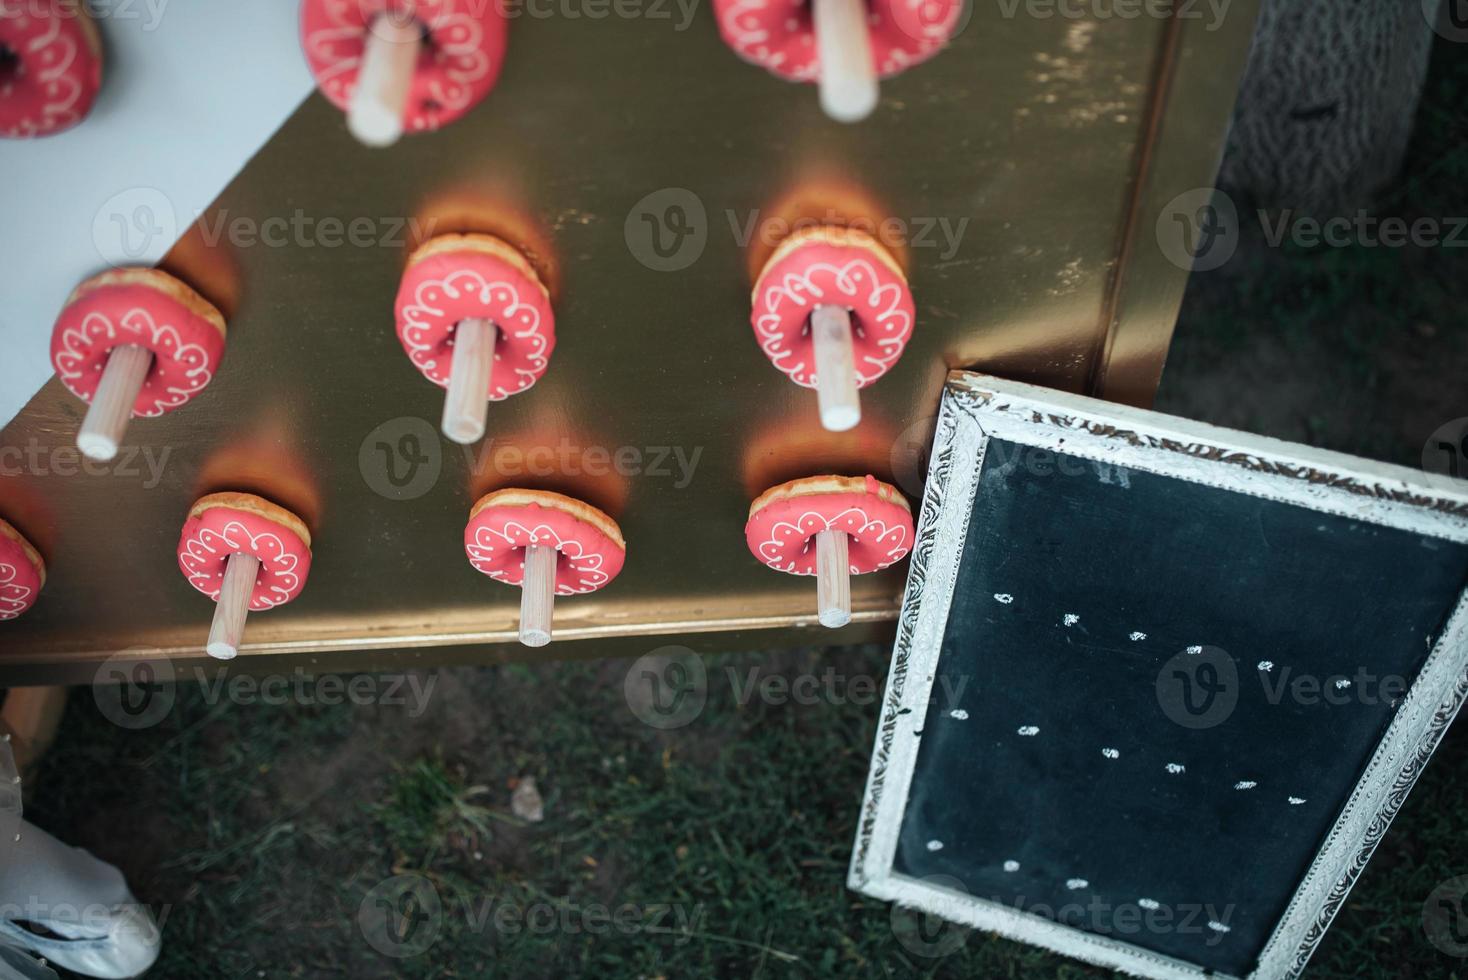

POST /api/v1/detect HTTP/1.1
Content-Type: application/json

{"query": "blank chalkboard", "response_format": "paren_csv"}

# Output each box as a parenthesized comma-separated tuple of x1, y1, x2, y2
(850, 374, 1468, 980)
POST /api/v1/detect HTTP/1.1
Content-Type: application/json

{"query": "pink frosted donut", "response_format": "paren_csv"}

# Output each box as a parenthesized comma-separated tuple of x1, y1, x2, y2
(0, 518, 44, 622)
(746, 475, 913, 575)
(751, 226, 915, 390)
(396, 234, 555, 400)
(178, 494, 313, 612)
(300, 0, 506, 135)
(0, 0, 103, 138)
(465, 490, 626, 596)
(51, 269, 228, 419)
(712, 0, 960, 83)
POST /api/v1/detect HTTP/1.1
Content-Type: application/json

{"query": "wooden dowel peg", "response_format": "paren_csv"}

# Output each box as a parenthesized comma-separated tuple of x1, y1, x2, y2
(206, 553, 260, 661)
(520, 544, 557, 648)
(811, 304, 861, 432)
(348, 13, 423, 147)
(76, 343, 152, 462)
(816, 529, 851, 628)
(813, 0, 879, 122)
(441, 317, 496, 444)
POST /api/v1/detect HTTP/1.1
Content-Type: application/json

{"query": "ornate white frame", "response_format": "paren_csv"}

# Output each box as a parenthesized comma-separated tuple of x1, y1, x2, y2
(848, 371, 1468, 980)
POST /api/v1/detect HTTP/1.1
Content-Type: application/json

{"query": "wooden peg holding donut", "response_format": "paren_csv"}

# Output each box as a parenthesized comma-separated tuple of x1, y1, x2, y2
(178, 494, 313, 660)
(396, 234, 555, 445)
(51, 269, 227, 461)
(465, 490, 626, 648)
(712, 0, 962, 122)
(750, 226, 914, 432)
(348, 13, 423, 147)
(301, 0, 509, 146)
(746, 475, 913, 628)
(813, 0, 879, 122)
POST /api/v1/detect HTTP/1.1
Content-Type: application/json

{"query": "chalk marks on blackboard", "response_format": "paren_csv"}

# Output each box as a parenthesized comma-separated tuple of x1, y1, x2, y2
(1207, 921, 1232, 934)
(1186, 645, 1203, 655)
(1258, 660, 1275, 671)
(1234, 780, 1258, 790)
(1062, 613, 1080, 627)
(1101, 747, 1120, 759)
(1288, 796, 1307, 805)
(1335, 679, 1352, 690)
(1003, 860, 1020, 872)
(1017, 725, 1040, 736)
(1129, 631, 1148, 641)
(993, 593, 1014, 604)
(948, 709, 969, 720)
(1065, 878, 1089, 890)
(1165, 762, 1187, 774)
(925, 839, 944, 852)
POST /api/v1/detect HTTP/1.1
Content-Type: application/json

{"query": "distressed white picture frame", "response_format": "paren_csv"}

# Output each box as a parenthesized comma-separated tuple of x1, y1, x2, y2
(848, 371, 1468, 980)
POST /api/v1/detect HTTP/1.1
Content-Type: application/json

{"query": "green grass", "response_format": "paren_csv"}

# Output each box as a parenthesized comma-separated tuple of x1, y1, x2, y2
(21, 644, 1468, 978)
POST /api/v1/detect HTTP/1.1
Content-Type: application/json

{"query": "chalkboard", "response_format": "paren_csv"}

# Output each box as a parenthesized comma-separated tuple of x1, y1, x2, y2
(849, 373, 1468, 980)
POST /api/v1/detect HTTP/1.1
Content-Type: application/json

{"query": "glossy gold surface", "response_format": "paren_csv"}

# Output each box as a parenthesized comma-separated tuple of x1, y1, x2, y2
(0, 3, 1258, 680)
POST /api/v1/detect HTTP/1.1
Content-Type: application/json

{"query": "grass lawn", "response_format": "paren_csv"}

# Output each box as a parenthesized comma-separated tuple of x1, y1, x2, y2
(16, 28, 1468, 980)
